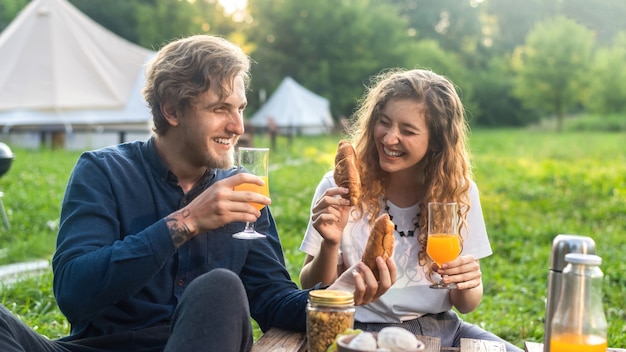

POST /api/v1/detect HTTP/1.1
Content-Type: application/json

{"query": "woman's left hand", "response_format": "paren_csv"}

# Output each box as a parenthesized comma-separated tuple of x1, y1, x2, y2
(433, 254, 481, 290)
(328, 257, 397, 305)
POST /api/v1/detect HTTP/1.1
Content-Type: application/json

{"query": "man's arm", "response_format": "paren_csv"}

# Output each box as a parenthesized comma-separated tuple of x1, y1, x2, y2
(52, 153, 176, 324)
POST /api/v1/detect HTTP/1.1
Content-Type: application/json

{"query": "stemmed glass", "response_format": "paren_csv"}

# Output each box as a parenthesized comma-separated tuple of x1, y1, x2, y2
(232, 147, 270, 239)
(426, 202, 461, 289)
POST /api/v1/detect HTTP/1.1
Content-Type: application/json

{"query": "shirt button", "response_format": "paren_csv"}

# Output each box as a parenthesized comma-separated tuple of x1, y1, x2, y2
(177, 279, 185, 287)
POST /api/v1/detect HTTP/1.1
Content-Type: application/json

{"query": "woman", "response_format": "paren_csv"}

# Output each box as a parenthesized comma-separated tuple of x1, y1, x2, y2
(299, 68, 522, 351)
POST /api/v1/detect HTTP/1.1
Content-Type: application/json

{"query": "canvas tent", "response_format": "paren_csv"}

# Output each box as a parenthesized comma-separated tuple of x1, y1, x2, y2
(0, 0, 155, 150)
(248, 77, 334, 135)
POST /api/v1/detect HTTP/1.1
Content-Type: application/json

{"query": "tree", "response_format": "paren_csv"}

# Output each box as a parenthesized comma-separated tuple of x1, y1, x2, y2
(0, 0, 28, 32)
(135, 0, 239, 49)
(403, 40, 479, 123)
(72, 0, 241, 49)
(472, 56, 539, 126)
(483, 0, 559, 55)
(585, 32, 626, 115)
(385, 0, 483, 63)
(245, 0, 417, 118)
(70, 0, 142, 43)
(511, 16, 594, 131)
(560, 0, 626, 46)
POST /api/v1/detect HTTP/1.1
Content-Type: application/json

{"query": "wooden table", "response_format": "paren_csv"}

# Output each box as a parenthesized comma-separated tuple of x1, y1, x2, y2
(252, 328, 306, 352)
(524, 340, 626, 352)
(252, 328, 507, 352)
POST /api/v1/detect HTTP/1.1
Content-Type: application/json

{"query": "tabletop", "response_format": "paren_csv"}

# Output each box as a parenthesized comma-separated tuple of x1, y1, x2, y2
(251, 328, 506, 352)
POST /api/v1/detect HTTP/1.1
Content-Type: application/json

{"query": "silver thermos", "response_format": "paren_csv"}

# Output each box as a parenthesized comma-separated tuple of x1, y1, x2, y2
(543, 234, 596, 352)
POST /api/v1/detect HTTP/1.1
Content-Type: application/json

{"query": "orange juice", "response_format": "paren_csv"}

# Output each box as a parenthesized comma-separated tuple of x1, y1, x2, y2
(426, 234, 461, 265)
(550, 333, 607, 352)
(234, 176, 269, 210)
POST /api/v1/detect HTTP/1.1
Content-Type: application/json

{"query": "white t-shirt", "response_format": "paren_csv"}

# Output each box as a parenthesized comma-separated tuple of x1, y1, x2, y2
(300, 171, 492, 323)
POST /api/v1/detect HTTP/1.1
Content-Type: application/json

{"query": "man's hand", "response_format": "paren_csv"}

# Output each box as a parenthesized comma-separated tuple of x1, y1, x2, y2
(166, 173, 271, 247)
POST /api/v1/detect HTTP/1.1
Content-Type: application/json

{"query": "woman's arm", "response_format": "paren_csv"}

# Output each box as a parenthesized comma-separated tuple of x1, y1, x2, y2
(299, 185, 350, 288)
(450, 282, 483, 314)
(300, 252, 342, 289)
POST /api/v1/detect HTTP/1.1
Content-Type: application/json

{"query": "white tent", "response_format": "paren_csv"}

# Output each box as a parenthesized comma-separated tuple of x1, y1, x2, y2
(249, 77, 334, 135)
(0, 0, 155, 149)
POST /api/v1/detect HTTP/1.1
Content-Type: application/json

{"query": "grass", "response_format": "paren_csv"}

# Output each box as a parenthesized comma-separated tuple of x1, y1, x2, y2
(0, 128, 625, 349)
(0, 148, 81, 264)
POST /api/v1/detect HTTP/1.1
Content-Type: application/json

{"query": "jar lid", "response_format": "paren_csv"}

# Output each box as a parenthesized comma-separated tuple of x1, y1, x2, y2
(309, 289, 354, 306)
(565, 252, 602, 266)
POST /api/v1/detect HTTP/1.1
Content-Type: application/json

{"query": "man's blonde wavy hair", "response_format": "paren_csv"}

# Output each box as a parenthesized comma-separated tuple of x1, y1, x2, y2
(142, 35, 251, 136)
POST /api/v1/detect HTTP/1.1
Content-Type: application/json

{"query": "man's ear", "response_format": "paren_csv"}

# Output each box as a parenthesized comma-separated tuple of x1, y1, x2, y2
(161, 101, 180, 126)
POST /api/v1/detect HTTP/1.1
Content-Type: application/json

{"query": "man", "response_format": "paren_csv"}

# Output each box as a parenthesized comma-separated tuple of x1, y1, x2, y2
(0, 35, 395, 352)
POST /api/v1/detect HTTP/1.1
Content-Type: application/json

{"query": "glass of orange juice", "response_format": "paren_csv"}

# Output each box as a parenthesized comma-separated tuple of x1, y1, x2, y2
(426, 202, 461, 289)
(232, 147, 270, 239)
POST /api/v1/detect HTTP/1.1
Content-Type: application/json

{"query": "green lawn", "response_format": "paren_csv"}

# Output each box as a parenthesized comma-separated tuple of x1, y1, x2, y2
(0, 128, 624, 348)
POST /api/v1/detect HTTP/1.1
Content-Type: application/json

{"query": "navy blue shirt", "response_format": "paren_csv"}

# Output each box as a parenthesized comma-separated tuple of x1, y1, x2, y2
(52, 137, 308, 339)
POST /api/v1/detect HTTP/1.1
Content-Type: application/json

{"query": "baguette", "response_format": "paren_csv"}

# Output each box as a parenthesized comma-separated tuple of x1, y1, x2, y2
(361, 213, 395, 280)
(333, 140, 361, 205)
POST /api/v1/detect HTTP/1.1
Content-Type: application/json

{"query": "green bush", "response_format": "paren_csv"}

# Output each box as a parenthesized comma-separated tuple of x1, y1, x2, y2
(565, 114, 626, 132)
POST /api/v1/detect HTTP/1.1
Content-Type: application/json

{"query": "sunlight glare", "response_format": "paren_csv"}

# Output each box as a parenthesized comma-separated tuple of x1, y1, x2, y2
(219, 0, 248, 15)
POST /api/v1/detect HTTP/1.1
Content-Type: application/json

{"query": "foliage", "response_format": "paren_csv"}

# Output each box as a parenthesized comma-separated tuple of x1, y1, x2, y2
(467, 55, 540, 127)
(560, 0, 626, 46)
(383, 0, 484, 62)
(584, 32, 626, 115)
(482, 0, 560, 55)
(404, 39, 479, 119)
(134, 0, 239, 50)
(0, 0, 27, 32)
(3, 0, 626, 128)
(66, 0, 240, 50)
(511, 16, 594, 131)
(69, 0, 141, 44)
(563, 114, 626, 133)
(245, 0, 417, 117)
(0, 129, 625, 349)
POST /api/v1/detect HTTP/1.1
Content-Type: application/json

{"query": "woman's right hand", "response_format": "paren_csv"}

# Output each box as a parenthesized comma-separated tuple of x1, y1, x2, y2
(311, 187, 351, 246)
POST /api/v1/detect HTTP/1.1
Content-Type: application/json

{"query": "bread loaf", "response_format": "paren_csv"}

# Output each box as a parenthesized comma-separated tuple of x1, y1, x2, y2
(333, 140, 361, 205)
(361, 213, 394, 280)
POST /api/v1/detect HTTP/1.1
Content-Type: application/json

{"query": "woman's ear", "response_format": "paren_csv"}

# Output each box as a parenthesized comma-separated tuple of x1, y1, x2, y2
(160, 101, 180, 126)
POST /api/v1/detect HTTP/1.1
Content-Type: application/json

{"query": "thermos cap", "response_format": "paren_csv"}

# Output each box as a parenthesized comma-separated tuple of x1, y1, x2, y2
(565, 252, 602, 265)
(550, 234, 596, 271)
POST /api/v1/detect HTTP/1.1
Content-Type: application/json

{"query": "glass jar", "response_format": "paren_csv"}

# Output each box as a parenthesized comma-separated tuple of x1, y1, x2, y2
(306, 289, 355, 352)
(549, 253, 607, 352)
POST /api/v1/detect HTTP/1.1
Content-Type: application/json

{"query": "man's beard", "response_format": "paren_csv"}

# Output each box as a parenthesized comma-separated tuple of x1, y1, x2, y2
(206, 147, 235, 170)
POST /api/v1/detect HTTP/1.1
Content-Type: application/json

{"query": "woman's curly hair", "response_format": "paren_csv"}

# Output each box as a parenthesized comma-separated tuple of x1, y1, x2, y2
(347, 68, 472, 280)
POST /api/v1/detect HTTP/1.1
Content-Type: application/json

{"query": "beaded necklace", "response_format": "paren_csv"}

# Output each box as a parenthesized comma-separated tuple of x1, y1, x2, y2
(383, 200, 421, 237)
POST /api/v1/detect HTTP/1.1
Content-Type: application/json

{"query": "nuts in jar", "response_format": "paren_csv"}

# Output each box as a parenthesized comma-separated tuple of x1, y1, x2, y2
(306, 290, 355, 352)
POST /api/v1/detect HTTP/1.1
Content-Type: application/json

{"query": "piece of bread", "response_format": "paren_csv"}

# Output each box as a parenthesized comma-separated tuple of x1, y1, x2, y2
(361, 213, 394, 280)
(333, 140, 361, 205)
